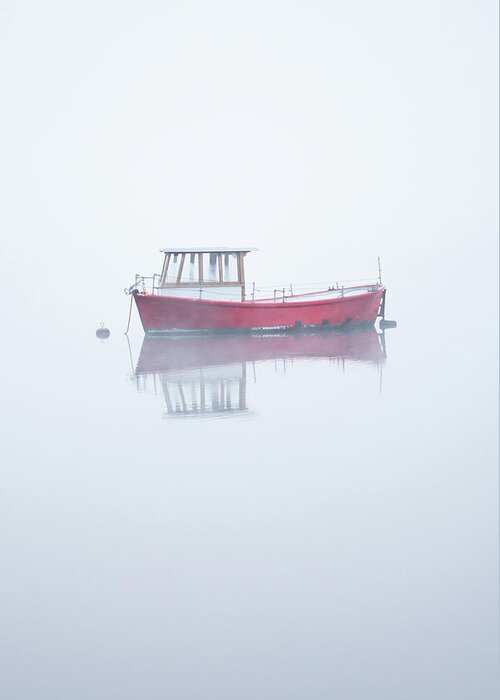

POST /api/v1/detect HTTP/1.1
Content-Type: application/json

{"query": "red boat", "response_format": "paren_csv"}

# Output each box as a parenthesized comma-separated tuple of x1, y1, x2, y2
(127, 247, 386, 334)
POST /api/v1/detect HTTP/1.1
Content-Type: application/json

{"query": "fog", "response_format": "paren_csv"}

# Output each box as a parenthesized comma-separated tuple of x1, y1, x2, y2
(1, 0, 497, 329)
(0, 1, 498, 698)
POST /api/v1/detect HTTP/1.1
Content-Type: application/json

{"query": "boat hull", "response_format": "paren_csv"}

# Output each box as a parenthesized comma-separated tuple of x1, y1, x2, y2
(134, 287, 385, 333)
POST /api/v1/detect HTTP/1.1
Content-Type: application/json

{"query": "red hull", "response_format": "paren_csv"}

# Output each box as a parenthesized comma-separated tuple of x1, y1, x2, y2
(134, 287, 385, 333)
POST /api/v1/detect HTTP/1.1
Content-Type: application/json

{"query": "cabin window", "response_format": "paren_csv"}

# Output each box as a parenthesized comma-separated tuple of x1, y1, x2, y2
(165, 254, 181, 283)
(161, 251, 244, 285)
(201, 253, 220, 282)
(180, 253, 198, 283)
(223, 253, 239, 282)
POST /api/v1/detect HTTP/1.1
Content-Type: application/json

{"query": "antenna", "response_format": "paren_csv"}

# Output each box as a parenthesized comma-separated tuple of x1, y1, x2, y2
(377, 257, 382, 284)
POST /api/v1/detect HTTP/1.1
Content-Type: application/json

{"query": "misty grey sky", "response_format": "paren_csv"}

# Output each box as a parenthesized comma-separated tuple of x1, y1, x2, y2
(0, 0, 498, 331)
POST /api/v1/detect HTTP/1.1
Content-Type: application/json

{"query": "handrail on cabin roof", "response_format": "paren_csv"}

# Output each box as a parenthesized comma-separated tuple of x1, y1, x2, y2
(159, 247, 257, 254)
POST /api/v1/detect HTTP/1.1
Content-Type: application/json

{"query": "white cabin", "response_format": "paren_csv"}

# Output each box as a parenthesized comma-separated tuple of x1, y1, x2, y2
(157, 247, 256, 302)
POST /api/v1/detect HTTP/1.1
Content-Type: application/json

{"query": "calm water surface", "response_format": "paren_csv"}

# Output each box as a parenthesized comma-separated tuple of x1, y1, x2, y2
(1, 294, 498, 699)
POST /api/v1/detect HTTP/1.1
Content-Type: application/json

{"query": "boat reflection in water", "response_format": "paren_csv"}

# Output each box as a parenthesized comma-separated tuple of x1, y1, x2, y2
(132, 328, 386, 419)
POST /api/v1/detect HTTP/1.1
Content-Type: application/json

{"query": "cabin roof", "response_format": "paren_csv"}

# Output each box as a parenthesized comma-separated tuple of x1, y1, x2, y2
(159, 247, 257, 254)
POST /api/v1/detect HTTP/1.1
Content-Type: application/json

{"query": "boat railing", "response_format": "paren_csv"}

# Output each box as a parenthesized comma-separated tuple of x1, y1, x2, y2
(126, 275, 381, 301)
(125, 274, 161, 295)
(256, 280, 381, 303)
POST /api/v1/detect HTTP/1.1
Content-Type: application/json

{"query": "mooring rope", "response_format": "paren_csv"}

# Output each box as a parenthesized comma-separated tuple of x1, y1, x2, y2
(125, 334, 135, 373)
(124, 294, 134, 335)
